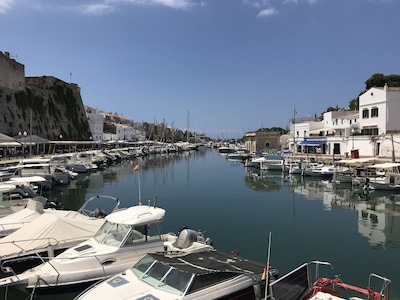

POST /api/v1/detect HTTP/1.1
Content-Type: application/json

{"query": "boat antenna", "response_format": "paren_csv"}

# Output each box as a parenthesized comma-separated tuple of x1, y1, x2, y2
(133, 164, 141, 205)
(263, 232, 272, 299)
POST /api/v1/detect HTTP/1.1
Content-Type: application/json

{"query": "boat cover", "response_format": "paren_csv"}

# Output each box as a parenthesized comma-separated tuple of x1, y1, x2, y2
(0, 198, 93, 235)
(0, 213, 105, 258)
(0, 199, 45, 234)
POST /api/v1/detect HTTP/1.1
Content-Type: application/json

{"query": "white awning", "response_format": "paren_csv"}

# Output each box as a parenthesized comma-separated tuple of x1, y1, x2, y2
(370, 163, 400, 169)
(0, 141, 21, 147)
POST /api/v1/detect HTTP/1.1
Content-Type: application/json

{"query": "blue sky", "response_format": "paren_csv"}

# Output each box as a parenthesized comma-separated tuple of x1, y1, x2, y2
(1, 0, 399, 139)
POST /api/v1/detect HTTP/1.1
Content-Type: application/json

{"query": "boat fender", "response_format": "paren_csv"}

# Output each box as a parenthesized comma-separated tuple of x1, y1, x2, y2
(253, 284, 262, 300)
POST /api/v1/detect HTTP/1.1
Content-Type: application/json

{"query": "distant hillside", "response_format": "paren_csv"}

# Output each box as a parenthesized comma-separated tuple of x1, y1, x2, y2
(0, 76, 91, 140)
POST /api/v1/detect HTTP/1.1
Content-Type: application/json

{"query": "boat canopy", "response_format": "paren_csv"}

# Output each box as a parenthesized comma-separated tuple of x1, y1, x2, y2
(105, 205, 165, 226)
(337, 158, 376, 165)
(370, 162, 400, 169)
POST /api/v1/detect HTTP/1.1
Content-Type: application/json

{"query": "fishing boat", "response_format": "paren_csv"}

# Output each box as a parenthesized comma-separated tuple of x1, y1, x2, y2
(0, 195, 120, 273)
(268, 260, 391, 300)
(75, 249, 279, 300)
(0, 201, 214, 296)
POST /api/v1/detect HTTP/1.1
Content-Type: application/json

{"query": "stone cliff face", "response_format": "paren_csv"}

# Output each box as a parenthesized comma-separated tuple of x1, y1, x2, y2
(0, 76, 91, 140)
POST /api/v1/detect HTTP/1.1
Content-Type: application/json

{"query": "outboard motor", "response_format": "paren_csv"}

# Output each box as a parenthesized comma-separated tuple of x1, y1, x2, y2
(175, 229, 198, 249)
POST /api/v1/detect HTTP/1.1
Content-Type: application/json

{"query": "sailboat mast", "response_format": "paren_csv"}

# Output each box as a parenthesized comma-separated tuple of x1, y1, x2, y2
(187, 110, 190, 143)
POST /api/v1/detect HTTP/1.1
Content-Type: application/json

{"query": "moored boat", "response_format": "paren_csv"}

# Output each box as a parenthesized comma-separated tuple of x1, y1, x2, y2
(268, 260, 391, 300)
(0, 202, 214, 296)
(0, 195, 120, 273)
(75, 250, 279, 300)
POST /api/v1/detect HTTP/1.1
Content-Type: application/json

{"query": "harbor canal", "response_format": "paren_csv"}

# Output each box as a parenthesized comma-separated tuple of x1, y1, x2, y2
(2, 147, 400, 299)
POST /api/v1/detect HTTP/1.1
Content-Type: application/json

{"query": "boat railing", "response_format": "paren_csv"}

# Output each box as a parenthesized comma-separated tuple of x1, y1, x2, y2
(0, 235, 94, 255)
(0, 221, 32, 232)
(77, 194, 120, 217)
(307, 260, 335, 285)
(307, 261, 391, 299)
(0, 249, 57, 275)
(368, 273, 391, 297)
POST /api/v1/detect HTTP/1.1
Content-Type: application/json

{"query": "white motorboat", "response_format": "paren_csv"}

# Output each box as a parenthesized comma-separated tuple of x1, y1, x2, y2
(0, 195, 120, 273)
(226, 150, 250, 161)
(14, 158, 71, 185)
(0, 202, 214, 295)
(303, 164, 337, 178)
(75, 250, 279, 300)
(259, 155, 285, 171)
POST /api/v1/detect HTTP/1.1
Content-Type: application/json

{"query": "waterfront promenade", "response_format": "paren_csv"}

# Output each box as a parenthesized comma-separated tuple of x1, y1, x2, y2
(0, 151, 396, 168)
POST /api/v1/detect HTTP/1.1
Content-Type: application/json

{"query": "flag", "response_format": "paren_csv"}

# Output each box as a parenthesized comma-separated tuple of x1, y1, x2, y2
(261, 264, 269, 281)
(133, 164, 139, 172)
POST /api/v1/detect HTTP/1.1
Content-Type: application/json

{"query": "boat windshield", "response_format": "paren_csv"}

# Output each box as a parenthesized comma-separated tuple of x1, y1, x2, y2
(94, 222, 161, 247)
(133, 255, 193, 295)
(93, 221, 131, 246)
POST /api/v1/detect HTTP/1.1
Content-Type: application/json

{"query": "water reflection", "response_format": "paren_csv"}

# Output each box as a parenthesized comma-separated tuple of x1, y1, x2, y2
(244, 168, 287, 191)
(245, 166, 400, 249)
(2, 150, 400, 299)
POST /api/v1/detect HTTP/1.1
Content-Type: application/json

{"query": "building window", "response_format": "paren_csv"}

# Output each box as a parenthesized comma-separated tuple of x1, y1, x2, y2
(361, 127, 378, 135)
(371, 107, 378, 118)
(362, 109, 369, 119)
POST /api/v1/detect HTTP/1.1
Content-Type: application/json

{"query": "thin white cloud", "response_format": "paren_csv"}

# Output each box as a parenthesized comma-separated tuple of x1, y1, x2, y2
(0, 0, 15, 13)
(244, 0, 321, 17)
(242, 0, 270, 9)
(257, 7, 278, 17)
(283, 0, 298, 4)
(80, 3, 114, 15)
(0, 0, 201, 15)
(107, 0, 198, 10)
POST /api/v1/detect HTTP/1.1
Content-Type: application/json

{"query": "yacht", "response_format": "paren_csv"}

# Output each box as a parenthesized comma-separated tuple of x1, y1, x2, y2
(0, 202, 213, 295)
(75, 250, 279, 300)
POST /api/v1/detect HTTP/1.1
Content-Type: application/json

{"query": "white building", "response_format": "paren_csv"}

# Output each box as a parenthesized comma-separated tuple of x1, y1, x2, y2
(359, 83, 400, 135)
(289, 84, 400, 158)
(85, 107, 105, 142)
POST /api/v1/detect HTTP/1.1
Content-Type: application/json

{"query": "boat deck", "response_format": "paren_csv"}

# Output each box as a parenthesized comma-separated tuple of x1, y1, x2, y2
(150, 250, 266, 276)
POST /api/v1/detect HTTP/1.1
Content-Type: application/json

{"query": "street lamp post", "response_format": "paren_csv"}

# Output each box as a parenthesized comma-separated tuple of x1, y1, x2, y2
(18, 131, 27, 158)
(351, 128, 355, 150)
(59, 134, 63, 153)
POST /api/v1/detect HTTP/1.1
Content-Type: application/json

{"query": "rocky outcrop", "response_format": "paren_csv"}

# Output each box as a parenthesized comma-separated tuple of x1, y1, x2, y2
(0, 76, 91, 140)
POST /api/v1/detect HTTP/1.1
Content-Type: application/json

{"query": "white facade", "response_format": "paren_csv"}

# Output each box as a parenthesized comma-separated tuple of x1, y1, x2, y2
(85, 106, 147, 142)
(116, 124, 135, 141)
(289, 84, 400, 158)
(85, 107, 105, 142)
(359, 84, 400, 135)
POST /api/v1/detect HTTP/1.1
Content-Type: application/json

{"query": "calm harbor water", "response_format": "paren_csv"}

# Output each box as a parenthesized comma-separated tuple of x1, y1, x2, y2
(2, 147, 400, 299)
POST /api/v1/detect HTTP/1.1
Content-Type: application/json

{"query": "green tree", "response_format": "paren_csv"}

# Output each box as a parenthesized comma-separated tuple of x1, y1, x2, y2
(348, 98, 358, 111)
(365, 73, 400, 89)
